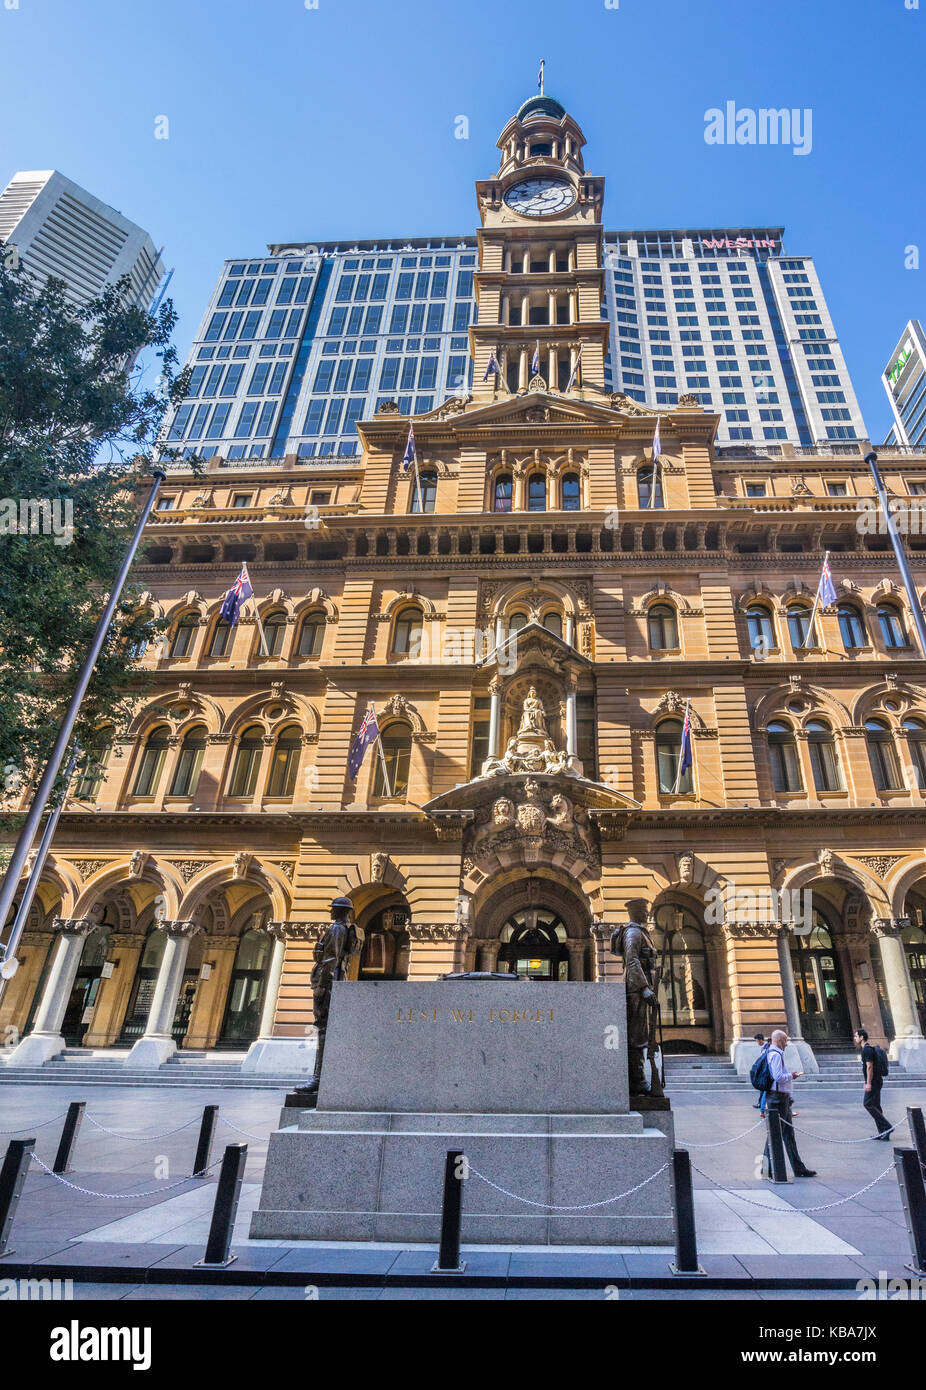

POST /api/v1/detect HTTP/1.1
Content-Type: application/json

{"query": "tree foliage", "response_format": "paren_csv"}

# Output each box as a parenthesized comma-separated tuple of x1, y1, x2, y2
(0, 253, 190, 790)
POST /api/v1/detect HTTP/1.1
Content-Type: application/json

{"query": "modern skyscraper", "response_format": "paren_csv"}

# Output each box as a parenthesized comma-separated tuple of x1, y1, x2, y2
(0, 169, 164, 312)
(882, 320, 926, 448)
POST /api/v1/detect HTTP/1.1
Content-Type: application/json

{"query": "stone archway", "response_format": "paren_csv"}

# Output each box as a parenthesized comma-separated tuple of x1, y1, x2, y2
(470, 871, 593, 980)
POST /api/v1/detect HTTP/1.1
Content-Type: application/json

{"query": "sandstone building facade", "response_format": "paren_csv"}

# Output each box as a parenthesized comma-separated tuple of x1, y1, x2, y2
(3, 94, 926, 1075)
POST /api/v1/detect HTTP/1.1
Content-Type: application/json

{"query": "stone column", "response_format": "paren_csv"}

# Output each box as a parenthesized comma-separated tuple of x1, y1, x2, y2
(565, 684, 578, 757)
(241, 925, 307, 1074)
(479, 940, 501, 972)
(4, 918, 95, 1066)
(125, 921, 201, 1069)
(873, 918, 926, 1072)
(564, 614, 575, 647)
(487, 678, 501, 763)
(565, 940, 586, 981)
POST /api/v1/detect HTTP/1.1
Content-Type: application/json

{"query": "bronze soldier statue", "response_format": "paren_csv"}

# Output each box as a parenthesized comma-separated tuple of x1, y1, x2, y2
(293, 895, 361, 1105)
(610, 899, 665, 1101)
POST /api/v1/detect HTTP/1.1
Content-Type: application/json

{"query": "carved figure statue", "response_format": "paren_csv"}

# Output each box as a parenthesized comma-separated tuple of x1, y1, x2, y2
(518, 687, 548, 737)
(609, 901, 664, 1100)
(294, 896, 361, 1103)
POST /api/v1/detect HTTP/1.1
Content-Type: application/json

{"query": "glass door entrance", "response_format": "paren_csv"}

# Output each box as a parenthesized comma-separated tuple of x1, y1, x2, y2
(497, 909, 569, 980)
(61, 927, 108, 1046)
(218, 929, 272, 1046)
(790, 912, 852, 1046)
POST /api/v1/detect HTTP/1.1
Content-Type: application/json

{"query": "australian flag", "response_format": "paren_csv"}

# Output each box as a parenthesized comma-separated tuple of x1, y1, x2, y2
(219, 566, 253, 625)
(348, 706, 380, 781)
(402, 424, 416, 473)
(652, 419, 662, 460)
(531, 341, 540, 376)
(818, 554, 838, 608)
(483, 351, 500, 382)
(678, 701, 693, 781)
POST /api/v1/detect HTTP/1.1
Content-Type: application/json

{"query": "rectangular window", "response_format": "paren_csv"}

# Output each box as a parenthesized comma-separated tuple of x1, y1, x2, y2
(167, 404, 194, 440)
(302, 400, 325, 435)
(363, 305, 383, 334)
(268, 362, 288, 394)
(456, 269, 474, 297)
(313, 361, 335, 392)
(205, 403, 232, 440)
(400, 359, 418, 390)
(187, 403, 211, 438)
(220, 364, 244, 396)
(334, 360, 352, 392)
(335, 276, 355, 302)
(248, 363, 271, 395)
(380, 358, 400, 392)
(203, 364, 224, 396)
(426, 303, 444, 332)
(352, 359, 372, 391)
(276, 278, 297, 305)
(204, 312, 226, 342)
(395, 272, 414, 299)
(235, 402, 259, 438)
(218, 280, 239, 307)
(254, 402, 276, 437)
(323, 398, 344, 434)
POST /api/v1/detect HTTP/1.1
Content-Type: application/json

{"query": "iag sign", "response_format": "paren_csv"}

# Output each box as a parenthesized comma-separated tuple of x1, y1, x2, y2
(888, 342, 913, 391)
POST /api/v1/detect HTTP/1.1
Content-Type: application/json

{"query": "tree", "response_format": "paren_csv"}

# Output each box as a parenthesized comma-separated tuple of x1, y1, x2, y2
(0, 253, 191, 795)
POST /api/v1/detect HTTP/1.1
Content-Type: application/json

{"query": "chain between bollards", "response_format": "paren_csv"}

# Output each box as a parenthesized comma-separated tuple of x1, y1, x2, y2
(432, 1149, 466, 1274)
(0, 1138, 35, 1259)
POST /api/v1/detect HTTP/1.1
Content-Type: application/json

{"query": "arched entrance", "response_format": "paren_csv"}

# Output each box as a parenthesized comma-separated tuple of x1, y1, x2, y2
(497, 909, 569, 979)
(61, 926, 109, 1046)
(901, 891, 926, 1035)
(358, 907, 410, 980)
(790, 903, 853, 1046)
(218, 920, 274, 1046)
(119, 926, 204, 1047)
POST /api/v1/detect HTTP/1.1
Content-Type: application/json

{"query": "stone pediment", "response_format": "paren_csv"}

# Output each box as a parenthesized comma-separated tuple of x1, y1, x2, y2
(479, 619, 592, 675)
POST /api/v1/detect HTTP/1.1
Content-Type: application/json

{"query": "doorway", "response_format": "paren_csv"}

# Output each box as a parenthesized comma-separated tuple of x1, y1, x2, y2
(61, 927, 109, 1046)
(790, 909, 853, 1047)
(218, 927, 272, 1046)
(497, 909, 569, 980)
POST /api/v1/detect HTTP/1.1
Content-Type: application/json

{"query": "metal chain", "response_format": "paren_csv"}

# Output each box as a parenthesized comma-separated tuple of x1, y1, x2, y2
(690, 1159, 896, 1214)
(466, 1160, 671, 1211)
(781, 1115, 906, 1144)
(28, 1150, 224, 1198)
(84, 1114, 202, 1142)
(0, 1113, 68, 1134)
(219, 1116, 268, 1142)
(682, 1120, 765, 1148)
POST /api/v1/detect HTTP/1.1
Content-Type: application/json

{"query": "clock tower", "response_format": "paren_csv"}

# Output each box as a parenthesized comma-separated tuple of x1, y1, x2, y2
(471, 94, 608, 402)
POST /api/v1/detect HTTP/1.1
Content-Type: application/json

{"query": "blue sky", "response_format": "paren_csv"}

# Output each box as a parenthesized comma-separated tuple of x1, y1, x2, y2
(1, 0, 923, 440)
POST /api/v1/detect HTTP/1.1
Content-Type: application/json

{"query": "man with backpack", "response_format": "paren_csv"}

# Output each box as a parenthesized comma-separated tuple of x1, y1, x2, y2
(756, 1029, 817, 1178)
(854, 1028, 892, 1139)
(751, 1034, 768, 1111)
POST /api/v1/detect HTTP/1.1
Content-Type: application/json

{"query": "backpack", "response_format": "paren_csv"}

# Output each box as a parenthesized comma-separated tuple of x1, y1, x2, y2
(873, 1045, 889, 1080)
(750, 1046, 773, 1093)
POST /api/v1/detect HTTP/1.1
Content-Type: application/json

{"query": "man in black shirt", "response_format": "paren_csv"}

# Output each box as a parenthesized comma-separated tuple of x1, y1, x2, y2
(854, 1028, 891, 1139)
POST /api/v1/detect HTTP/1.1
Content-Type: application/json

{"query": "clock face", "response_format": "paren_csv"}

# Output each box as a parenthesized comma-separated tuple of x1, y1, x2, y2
(504, 178, 576, 218)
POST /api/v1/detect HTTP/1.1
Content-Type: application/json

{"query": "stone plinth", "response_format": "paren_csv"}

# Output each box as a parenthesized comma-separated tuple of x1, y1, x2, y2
(251, 980, 674, 1246)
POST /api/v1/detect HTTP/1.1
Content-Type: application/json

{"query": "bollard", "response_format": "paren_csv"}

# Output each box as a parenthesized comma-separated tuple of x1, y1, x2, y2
(192, 1105, 219, 1178)
(766, 1107, 789, 1184)
(431, 1149, 466, 1274)
(0, 1139, 35, 1259)
(53, 1101, 85, 1175)
(894, 1146, 926, 1277)
(196, 1143, 247, 1269)
(908, 1106, 926, 1174)
(670, 1149, 705, 1276)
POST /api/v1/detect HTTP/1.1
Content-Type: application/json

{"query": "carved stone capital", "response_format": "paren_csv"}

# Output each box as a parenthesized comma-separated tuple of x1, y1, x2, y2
(407, 922, 470, 942)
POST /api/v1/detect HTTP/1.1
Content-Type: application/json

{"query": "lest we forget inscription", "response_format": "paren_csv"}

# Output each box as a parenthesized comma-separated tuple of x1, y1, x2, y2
(315, 979, 629, 1114)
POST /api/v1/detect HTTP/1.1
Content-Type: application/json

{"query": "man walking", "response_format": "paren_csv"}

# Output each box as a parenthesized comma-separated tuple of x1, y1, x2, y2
(763, 1029, 817, 1178)
(752, 1033, 768, 1110)
(855, 1028, 892, 1140)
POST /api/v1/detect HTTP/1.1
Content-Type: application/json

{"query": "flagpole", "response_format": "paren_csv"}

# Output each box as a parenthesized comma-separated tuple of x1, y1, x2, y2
(802, 550, 828, 650)
(413, 456, 424, 515)
(867, 450, 926, 657)
(370, 703, 393, 799)
(649, 455, 659, 509)
(0, 471, 165, 939)
(673, 700, 690, 795)
(244, 564, 270, 657)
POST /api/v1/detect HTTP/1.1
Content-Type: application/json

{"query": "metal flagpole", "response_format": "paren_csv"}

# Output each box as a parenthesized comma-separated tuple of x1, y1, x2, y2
(0, 745, 81, 997)
(867, 451, 926, 656)
(673, 700, 690, 794)
(413, 456, 425, 515)
(244, 564, 270, 657)
(649, 454, 659, 509)
(802, 549, 828, 649)
(566, 343, 583, 392)
(370, 703, 393, 798)
(0, 470, 165, 937)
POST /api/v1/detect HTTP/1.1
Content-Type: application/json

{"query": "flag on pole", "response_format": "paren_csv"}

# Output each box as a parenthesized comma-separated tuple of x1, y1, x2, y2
(818, 553, 838, 608)
(565, 343, 583, 391)
(220, 566, 253, 625)
(348, 705, 381, 781)
(531, 341, 540, 376)
(402, 424, 416, 473)
(674, 700, 692, 793)
(652, 419, 662, 462)
(483, 350, 500, 382)
(648, 421, 662, 509)
(538, 59, 544, 94)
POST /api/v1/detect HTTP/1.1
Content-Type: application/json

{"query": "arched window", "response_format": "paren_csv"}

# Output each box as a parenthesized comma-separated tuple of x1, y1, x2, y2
(133, 726, 169, 797)
(806, 719, 842, 792)
(648, 603, 678, 651)
(904, 717, 926, 789)
(637, 465, 663, 509)
(169, 611, 198, 658)
(837, 603, 866, 650)
(497, 910, 569, 980)
(768, 720, 802, 793)
(866, 717, 902, 791)
(266, 725, 302, 797)
(297, 612, 325, 659)
(410, 470, 437, 514)
(169, 725, 207, 797)
(527, 474, 547, 512)
(128, 611, 153, 660)
(542, 610, 563, 639)
(877, 603, 907, 649)
(493, 474, 513, 513)
(359, 908, 410, 980)
(207, 618, 233, 657)
(74, 728, 113, 802)
(655, 718, 692, 794)
(787, 604, 815, 649)
(372, 721, 411, 798)
(260, 611, 287, 657)
(228, 725, 264, 798)
(561, 473, 581, 511)
(392, 606, 423, 657)
(745, 604, 775, 651)
(508, 611, 527, 639)
(652, 904, 711, 1026)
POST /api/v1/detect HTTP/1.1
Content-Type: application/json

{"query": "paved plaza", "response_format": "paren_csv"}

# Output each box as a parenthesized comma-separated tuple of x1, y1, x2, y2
(1, 1077, 924, 1299)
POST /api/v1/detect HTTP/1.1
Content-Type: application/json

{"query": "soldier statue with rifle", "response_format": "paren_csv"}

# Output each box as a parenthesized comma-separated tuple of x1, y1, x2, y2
(609, 899, 665, 1101)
